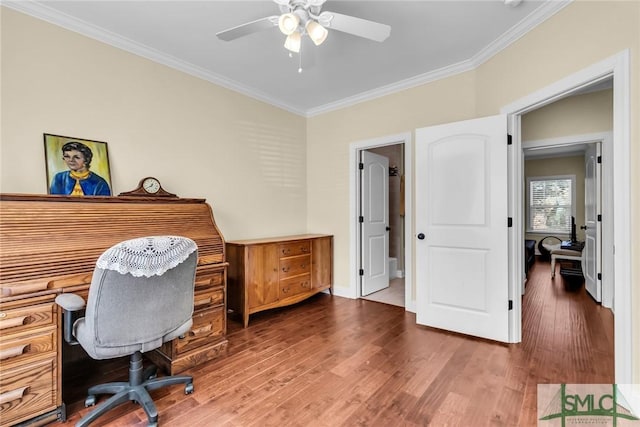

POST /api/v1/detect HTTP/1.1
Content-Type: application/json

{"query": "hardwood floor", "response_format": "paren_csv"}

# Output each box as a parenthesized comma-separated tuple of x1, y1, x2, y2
(53, 258, 613, 426)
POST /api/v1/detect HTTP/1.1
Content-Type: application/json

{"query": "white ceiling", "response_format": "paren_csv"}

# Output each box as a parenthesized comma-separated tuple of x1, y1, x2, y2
(5, 0, 571, 116)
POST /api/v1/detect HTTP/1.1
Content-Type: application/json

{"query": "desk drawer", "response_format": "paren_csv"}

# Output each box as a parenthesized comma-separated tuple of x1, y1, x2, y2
(0, 326, 56, 366)
(194, 268, 224, 290)
(0, 303, 55, 335)
(174, 306, 225, 355)
(194, 287, 224, 310)
(0, 355, 56, 426)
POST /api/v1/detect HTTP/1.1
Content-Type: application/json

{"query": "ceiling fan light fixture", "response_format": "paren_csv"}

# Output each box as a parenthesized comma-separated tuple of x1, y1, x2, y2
(284, 31, 301, 53)
(278, 13, 300, 35)
(306, 20, 328, 46)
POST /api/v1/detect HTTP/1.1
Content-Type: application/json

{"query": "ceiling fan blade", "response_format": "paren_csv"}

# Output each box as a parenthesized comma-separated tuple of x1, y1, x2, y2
(216, 16, 279, 41)
(319, 11, 390, 42)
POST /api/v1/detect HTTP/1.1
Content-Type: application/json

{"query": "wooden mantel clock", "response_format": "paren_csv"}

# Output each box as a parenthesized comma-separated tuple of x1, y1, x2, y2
(118, 177, 177, 197)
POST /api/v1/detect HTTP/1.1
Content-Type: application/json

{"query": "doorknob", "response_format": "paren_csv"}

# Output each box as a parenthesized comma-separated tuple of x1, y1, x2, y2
(417, 233, 425, 240)
(386, 226, 390, 231)
(580, 225, 588, 230)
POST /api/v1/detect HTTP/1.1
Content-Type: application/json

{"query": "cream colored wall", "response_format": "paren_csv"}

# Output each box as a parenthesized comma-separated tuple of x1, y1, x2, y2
(0, 7, 307, 241)
(524, 156, 585, 244)
(522, 89, 613, 141)
(307, 0, 639, 382)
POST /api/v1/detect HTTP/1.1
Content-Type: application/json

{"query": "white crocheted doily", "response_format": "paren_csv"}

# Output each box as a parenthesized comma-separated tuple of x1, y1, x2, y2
(96, 236, 197, 277)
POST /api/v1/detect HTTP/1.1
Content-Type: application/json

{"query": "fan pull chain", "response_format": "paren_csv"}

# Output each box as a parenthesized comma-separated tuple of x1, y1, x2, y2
(298, 43, 303, 73)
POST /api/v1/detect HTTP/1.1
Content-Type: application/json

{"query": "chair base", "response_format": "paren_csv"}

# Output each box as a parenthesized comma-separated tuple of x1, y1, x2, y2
(77, 351, 193, 427)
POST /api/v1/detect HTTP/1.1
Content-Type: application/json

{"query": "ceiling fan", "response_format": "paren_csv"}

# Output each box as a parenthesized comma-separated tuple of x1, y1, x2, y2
(216, 0, 391, 53)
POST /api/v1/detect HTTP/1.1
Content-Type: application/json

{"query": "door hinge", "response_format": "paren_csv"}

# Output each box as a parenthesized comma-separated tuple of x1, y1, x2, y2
(507, 217, 513, 227)
(358, 162, 364, 170)
(508, 300, 513, 310)
(598, 272, 602, 281)
(507, 134, 513, 145)
(359, 269, 364, 276)
(597, 155, 602, 164)
(597, 214, 602, 222)
(359, 216, 364, 223)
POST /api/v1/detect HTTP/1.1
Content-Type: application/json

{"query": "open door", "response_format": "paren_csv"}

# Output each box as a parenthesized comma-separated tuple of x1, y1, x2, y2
(583, 142, 602, 302)
(415, 114, 510, 342)
(360, 150, 390, 296)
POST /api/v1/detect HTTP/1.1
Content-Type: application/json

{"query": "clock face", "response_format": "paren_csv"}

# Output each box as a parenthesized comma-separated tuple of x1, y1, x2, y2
(142, 178, 161, 194)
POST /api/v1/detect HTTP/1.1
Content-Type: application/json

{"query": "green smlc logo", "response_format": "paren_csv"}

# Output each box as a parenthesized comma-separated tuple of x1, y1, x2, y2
(539, 384, 639, 426)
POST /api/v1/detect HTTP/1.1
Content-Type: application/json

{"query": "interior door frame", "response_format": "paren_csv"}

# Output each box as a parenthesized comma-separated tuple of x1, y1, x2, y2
(349, 132, 414, 311)
(501, 50, 632, 387)
(522, 132, 611, 307)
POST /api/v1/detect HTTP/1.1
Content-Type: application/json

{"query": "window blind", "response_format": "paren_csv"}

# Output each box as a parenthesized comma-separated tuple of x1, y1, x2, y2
(529, 178, 573, 233)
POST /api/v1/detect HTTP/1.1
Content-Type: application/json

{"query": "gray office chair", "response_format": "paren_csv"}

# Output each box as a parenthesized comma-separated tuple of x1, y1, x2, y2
(56, 236, 198, 427)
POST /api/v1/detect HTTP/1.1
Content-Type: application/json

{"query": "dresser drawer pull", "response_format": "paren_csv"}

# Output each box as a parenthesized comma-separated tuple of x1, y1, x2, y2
(194, 297, 212, 307)
(0, 386, 29, 405)
(189, 325, 212, 337)
(281, 248, 290, 256)
(300, 263, 307, 269)
(0, 344, 29, 361)
(300, 246, 309, 253)
(282, 267, 290, 273)
(0, 316, 27, 330)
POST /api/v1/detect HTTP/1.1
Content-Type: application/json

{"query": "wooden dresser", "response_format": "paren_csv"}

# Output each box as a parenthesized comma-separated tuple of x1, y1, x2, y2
(0, 194, 228, 426)
(226, 234, 332, 327)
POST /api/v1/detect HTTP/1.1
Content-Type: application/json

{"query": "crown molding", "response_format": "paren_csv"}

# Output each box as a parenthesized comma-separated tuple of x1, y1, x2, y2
(3, 0, 572, 118)
(305, 59, 476, 117)
(306, 0, 572, 117)
(471, 0, 572, 68)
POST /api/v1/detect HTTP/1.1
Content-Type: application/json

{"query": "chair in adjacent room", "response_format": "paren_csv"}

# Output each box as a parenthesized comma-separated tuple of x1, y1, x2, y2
(56, 236, 198, 427)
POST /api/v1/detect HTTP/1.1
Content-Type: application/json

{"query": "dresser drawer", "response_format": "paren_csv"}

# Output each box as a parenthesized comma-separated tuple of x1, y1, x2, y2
(279, 255, 311, 279)
(0, 326, 56, 366)
(278, 241, 311, 258)
(0, 355, 57, 426)
(194, 287, 224, 310)
(280, 274, 311, 298)
(0, 303, 55, 335)
(175, 306, 225, 355)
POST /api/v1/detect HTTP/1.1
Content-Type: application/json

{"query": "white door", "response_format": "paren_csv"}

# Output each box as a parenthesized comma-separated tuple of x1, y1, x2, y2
(415, 115, 510, 342)
(360, 150, 390, 296)
(583, 142, 602, 302)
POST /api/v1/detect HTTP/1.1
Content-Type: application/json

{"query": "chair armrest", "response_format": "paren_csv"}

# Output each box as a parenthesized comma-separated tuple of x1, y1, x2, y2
(55, 293, 86, 345)
(55, 293, 86, 311)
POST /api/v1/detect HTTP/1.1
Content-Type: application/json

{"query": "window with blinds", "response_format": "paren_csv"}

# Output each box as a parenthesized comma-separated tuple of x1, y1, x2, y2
(527, 175, 576, 233)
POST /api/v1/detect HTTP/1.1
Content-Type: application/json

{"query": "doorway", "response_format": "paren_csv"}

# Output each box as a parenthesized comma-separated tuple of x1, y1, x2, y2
(349, 132, 413, 311)
(522, 131, 611, 307)
(361, 145, 403, 306)
(502, 50, 631, 387)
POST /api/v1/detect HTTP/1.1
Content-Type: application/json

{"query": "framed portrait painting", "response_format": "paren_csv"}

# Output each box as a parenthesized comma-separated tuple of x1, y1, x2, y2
(44, 133, 113, 196)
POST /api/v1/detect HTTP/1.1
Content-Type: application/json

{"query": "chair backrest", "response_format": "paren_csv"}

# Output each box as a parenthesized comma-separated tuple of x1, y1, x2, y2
(83, 236, 197, 352)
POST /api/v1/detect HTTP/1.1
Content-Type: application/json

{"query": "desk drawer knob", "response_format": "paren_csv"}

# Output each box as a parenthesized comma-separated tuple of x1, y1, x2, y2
(0, 386, 29, 405)
(0, 316, 27, 330)
(0, 344, 28, 361)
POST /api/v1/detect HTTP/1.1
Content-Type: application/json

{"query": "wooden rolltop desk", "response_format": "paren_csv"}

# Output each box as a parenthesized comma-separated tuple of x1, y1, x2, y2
(0, 194, 228, 426)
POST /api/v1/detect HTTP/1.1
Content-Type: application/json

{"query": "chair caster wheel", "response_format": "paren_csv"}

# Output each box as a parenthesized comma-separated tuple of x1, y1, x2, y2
(85, 395, 97, 407)
(147, 422, 158, 427)
(185, 383, 194, 394)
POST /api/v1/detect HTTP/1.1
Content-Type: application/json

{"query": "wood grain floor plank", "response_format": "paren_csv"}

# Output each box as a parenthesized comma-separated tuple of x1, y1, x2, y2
(52, 258, 613, 426)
